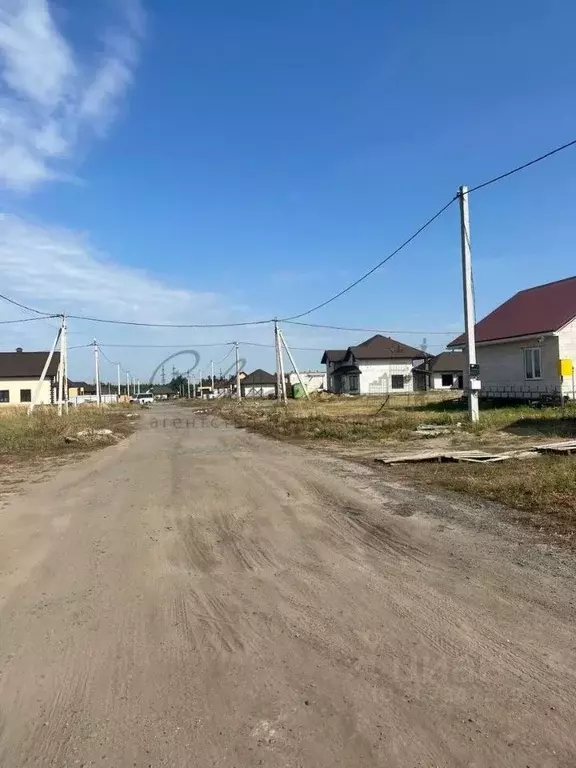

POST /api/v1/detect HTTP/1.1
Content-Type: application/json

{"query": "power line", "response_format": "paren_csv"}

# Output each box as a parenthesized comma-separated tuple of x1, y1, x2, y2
(96, 342, 235, 349)
(67, 314, 273, 328)
(280, 197, 457, 321)
(467, 137, 576, 194)
(282, 320, 457, 335)
(0, 293, 55, 316)
(0, 315, 60, 325)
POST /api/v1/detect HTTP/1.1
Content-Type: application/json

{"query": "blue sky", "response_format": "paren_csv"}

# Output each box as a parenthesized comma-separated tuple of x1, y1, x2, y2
(1, 0, 575, 382)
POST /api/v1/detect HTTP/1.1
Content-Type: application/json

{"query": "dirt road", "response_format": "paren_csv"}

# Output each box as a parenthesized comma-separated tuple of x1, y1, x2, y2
(0, 406, 575, 767)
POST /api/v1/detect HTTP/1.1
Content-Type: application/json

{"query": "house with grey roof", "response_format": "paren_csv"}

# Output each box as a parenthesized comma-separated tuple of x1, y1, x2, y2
(448, 276, 576, 400)
(0, 348, 61, 406)
(322, 335, 429, 395)
(415, 351, 464, 391)
(241, 369, 277, 398)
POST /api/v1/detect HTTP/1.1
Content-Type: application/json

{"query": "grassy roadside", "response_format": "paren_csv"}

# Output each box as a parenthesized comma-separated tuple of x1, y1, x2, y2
(0, 405, 137, 459)
(393, 457, 576, 540)
(212, 396, 576, 442)
(208, 396, 576, 537)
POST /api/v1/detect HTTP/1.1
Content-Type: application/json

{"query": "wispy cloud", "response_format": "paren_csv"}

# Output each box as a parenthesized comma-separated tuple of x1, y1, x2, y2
(0, 0, 143, 191)
(0, 213, 231, 325)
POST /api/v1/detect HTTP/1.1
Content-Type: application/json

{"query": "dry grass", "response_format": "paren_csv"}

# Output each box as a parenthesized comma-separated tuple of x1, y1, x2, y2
(0, 405, 136, 458)
(213, 396, 576, 443)
(397, 457, 576, 540)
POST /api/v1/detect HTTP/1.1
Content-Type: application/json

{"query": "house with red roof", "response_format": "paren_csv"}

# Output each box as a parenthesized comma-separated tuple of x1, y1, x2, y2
(321, 334, 429, 395)
(448, 276, 576, 400)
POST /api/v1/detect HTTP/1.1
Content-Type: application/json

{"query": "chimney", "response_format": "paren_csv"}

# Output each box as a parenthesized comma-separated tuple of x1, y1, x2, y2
(16, 347, 23, 353)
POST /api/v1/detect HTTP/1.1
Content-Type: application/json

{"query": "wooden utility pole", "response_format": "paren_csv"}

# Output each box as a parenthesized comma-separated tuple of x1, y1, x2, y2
(459, 185, 479, 423)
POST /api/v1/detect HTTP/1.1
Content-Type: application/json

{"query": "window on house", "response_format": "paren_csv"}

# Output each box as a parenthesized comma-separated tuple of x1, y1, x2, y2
(0, 390, 9, 403)
(348, 375, 359, 391)
(524, 348, 542, 380)
(20, 389, 32, 403)
(391, 375, 404, 390)
(441, 373, 454, 388)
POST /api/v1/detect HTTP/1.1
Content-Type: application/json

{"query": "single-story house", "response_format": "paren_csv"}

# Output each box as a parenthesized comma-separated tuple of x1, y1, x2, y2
(0, 348, 61, 406)
(68, 380, 96, 397)
(448, 275, 576, 400)
(322, 335, 429, 395)
(415, 351, 464, 390)
(241, 369, 277, 398)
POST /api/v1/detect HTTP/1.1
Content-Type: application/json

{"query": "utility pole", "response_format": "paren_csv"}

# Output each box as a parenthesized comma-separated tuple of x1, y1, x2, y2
(274, 320, 283, 402)
(277, 326, 288, 404)
(57, 315, 65, 416)
(211, 360, 215, 393)
(94, 340, 102, 407)
(459, 185, 479, 423)
(29, 326, 62, 415)
(63, 314, 69, 413)
(187, 373, 191, 399)
(235, 342, 241, 400)
(117, 363, 121, 401)
(279, 329, 309, 400)
(126, 371, 131, 397)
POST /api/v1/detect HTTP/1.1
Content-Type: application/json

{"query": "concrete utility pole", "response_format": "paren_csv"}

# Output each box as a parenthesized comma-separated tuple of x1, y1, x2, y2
(187, 374, 191, 399)
(459, 185, 479, 423)
(117, 363, 121, 401)
(29, 326, 61, 415)
(279, 330, 309, 400)
(274, 320, 283, 402)
(235, 342, 241, 400)
(63, 315, 69, 413)
(57, 315, 65, 416)
(211, 360, 215, 393)
(276, 325, 288, 404)
(126, 371, 131, 397)
(94, 340, 102, 407)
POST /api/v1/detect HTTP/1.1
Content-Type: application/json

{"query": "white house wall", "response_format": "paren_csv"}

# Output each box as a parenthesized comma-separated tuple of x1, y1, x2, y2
(557, 317, 576, 397)
(243, 385, 276, 398)
(357, 360, 416, 395)
(476, 336, 560, 398)
(431, 372, 462, 390)
(288, 371, 326, 392)
(0, 377, 55, 406)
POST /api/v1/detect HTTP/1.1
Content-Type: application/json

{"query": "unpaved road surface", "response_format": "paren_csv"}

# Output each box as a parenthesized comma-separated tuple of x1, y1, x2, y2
(0, 406, 575, 767)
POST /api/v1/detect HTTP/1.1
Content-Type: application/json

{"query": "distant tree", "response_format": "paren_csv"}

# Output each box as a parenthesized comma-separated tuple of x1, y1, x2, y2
(169, 375, 187, 394)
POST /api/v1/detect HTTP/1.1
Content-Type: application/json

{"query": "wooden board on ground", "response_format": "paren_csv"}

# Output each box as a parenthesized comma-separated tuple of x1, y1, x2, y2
(534, 440, 576, 455)
(375, 449, 525, 466)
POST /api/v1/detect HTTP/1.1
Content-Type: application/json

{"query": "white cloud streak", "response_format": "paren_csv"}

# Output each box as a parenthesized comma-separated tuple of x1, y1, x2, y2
(0, 0, 143, 190)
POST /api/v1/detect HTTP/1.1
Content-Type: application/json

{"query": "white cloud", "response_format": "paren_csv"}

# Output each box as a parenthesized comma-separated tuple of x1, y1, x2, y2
(0, 213, 230, 323)
(0, 0, 143, 191)
(0, 214, 332, 380)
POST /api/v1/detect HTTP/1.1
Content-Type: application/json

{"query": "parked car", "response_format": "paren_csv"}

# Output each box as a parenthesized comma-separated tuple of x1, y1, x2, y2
(130, 393, 154, 405)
